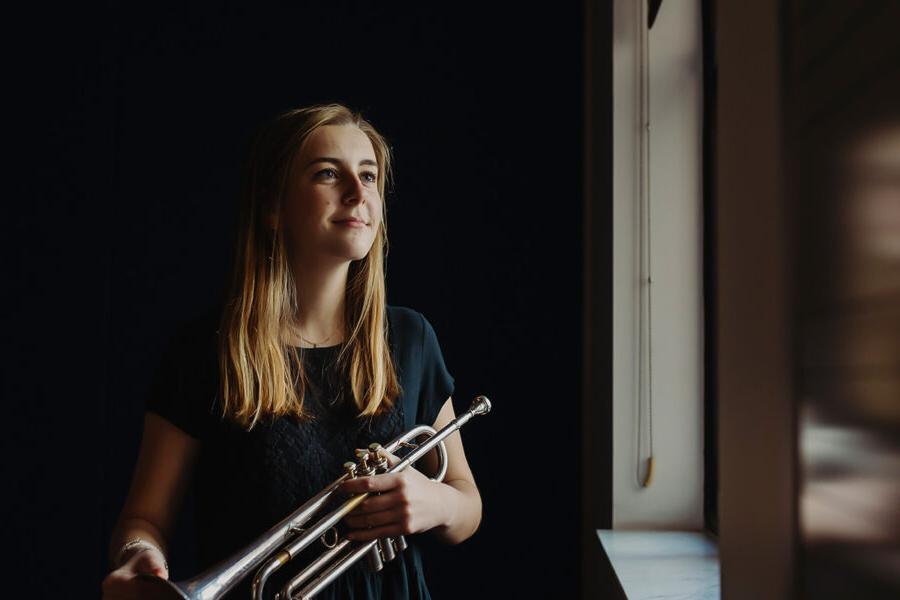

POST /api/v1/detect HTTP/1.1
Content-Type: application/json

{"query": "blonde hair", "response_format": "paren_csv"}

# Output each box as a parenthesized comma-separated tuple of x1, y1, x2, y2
(218, 103, 401, 430)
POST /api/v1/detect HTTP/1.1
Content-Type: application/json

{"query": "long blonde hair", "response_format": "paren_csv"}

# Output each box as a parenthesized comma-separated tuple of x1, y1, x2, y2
(218, 103, 402, 430)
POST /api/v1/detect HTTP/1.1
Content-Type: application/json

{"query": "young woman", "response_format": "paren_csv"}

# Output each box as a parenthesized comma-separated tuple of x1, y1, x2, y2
(101, 104, 483, 599)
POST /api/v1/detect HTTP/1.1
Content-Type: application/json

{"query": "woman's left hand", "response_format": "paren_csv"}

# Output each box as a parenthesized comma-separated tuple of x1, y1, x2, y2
(337, 447, 450, 542)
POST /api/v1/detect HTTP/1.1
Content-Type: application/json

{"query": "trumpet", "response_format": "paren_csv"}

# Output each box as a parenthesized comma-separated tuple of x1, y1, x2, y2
(135, 395, 492, 600)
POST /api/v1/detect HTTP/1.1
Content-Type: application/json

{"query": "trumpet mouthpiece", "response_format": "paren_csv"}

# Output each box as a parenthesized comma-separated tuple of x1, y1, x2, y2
(469, 395, 492, 416)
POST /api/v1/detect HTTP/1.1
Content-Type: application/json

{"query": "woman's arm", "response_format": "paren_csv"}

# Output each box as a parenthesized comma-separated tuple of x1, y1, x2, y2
(105, 412, 199, 582)
(422, 396, 483, 545)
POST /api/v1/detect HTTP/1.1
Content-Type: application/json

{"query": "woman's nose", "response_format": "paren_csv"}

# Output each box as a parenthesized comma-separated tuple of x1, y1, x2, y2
(342, 176, 368, 204)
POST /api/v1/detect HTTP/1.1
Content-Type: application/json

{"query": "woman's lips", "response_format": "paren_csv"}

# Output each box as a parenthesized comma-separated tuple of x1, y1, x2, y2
(334, 219, 366, 227)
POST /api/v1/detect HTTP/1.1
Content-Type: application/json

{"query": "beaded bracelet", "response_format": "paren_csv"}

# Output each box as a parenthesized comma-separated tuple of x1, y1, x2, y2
(114, 537, 169, 572)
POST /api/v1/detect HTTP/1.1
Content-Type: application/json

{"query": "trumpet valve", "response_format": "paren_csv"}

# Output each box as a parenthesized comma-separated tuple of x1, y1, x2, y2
(379, 537, 396, 562)
(367, 443, 388, 470)
(354, 450, 376, 475)
(366, 543, 384, 572)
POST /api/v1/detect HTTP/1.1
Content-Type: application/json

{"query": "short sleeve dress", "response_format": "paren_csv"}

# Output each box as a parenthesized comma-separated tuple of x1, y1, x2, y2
(143, 304, 455, 600)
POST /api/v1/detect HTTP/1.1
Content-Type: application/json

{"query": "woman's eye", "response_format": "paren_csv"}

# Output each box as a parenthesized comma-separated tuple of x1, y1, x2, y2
(316, 169, 376, 183)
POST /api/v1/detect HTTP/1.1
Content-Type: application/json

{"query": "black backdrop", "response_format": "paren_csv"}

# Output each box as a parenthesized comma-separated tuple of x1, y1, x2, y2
(5, 2, 593, 598)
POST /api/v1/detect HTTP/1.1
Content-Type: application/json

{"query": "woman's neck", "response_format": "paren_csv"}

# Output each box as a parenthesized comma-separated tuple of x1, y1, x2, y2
(289, 254, 350, 346)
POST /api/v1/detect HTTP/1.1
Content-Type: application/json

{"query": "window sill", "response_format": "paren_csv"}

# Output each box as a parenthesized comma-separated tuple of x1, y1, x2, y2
(596, 529, 720, 600)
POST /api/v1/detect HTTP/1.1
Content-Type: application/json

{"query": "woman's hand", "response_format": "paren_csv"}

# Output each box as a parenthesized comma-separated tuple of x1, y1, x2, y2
(101, 545, 168, 600)
(337, 447, 451, 542)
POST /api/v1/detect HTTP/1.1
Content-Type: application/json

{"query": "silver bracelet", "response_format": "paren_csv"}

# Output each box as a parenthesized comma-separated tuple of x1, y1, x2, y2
(114, 537, 169, 571)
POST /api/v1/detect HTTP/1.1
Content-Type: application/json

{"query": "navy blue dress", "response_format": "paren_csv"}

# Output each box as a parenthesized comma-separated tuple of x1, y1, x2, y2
(144, 304, 455, 599)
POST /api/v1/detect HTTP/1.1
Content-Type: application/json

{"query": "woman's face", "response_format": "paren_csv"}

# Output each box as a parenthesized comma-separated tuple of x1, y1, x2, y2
(282, 124, 382, 264)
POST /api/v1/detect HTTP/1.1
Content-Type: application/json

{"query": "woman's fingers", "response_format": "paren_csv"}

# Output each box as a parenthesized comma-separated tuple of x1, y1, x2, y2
(339, 445, 422, 497)
(132, 550, 168, 578)
(101, 559, 167, 600)
(101, 568, 132, 598)
(348, 490, 402, 515)
(336, 445, 444, 542)
(339, 479, 416, 538)
(343, 506, 408, 532)
(338, 470, 406, 495)
(346, 520, 408, 542)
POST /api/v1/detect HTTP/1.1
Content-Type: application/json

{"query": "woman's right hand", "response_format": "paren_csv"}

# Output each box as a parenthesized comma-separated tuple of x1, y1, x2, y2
(101, 546, 169, 600)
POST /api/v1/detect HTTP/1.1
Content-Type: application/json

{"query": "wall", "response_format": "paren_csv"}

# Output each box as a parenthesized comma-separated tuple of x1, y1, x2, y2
(715, 1, 797, 598)
(612, 0, 705, 528)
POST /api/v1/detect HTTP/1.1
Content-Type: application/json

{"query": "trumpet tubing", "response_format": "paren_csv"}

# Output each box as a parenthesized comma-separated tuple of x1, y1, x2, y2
(135, 395, 491, 600)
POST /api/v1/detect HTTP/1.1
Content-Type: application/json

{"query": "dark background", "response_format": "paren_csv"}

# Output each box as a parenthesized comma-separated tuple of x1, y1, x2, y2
(5, 1, 597, 598)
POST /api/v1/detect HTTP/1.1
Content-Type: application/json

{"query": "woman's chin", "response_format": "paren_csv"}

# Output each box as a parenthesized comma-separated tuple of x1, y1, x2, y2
(325, 247, 372, 263)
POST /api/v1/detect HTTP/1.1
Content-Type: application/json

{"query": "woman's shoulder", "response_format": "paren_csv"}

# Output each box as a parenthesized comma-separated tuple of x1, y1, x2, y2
(385, 303, 449, 346)
(386, 304, 424, 334)
(386, 304, 442, 350)
(386, 304, 423, 360)
(386, 304, 455, 427)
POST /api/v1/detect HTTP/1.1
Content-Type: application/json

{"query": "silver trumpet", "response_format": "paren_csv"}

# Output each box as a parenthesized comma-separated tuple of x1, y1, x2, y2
(135, 395, 492, 600)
